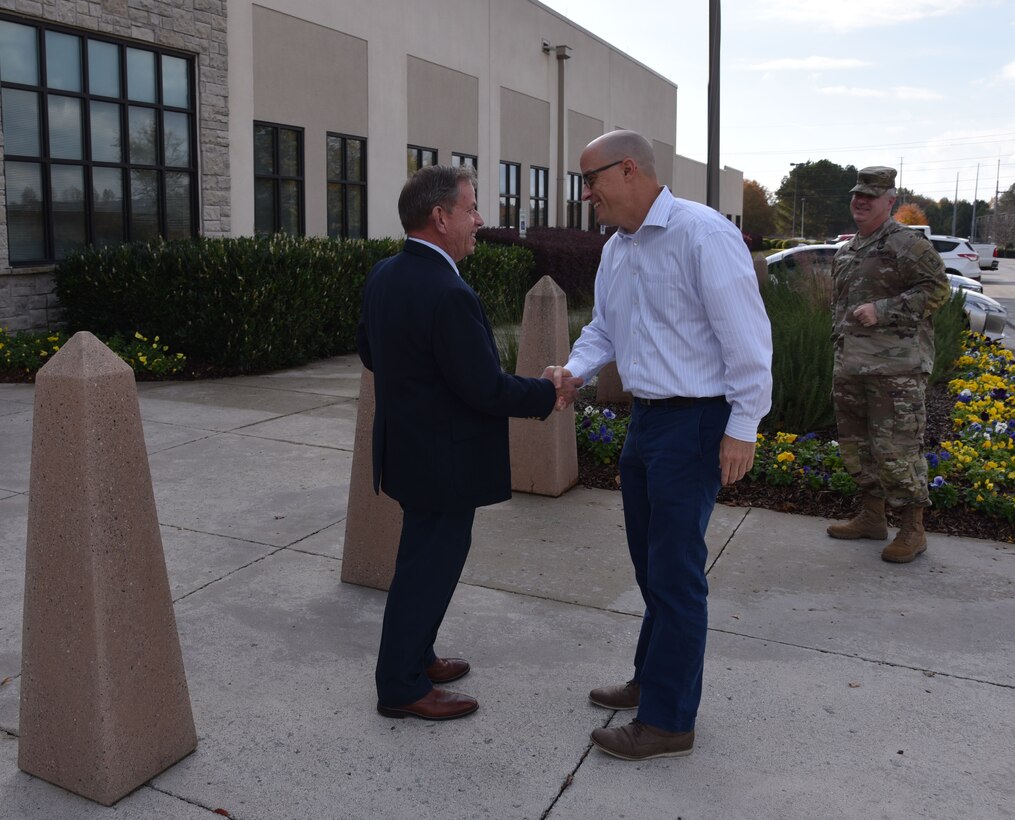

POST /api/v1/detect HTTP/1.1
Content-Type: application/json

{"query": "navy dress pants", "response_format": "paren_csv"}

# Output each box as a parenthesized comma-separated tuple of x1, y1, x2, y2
(619, 399, 730, 732)
(375, 505, 475, 707)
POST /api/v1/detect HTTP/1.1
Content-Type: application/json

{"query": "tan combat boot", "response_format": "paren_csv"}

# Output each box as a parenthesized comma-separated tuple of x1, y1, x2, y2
(826, 493, 888, 540)
(881, 505, 927, 563)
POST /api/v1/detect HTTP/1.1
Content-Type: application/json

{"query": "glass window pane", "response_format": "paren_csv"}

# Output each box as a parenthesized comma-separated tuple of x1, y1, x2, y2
(126, 47, 156, 102)
(51, 165, 87, 259)
(254, 178, 275, 234)
(279, 129, 299, 176)
(0, 20, 39, 85)
(165, 171, 192, 239)
(48, 95, 83, 160)
(5, 161, 45, 262)
(422, 149, 435, 168)
(90, 100, 122, 162)
(254, 126, 275, 174)
(279, 179, 301, 234)
(530, 168, 536, 193)
(130, 168, 159, 240)
(1, 88, 41, 156)
(407, 149, 418, 176)
(327, 136, 342, 179)
(499, 163, 507, 195)
(163, 110, 190, 166)
(348, 185, 364, 239)
(161, 55, 189, 107)
(45, 31, 82, 92)
(92, 166, 124, 248)
(88, 40, 120, 97)
(128, 105, 157, 164)
(327, 182, 343, 239)
(347, 139, 363, 181)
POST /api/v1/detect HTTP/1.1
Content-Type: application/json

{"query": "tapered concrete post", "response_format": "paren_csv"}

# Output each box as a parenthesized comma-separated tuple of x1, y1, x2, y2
(19, 331, 196, 806)
(510, 276, 578, 496)
(595, 362, 632, 405)
(341, 369, 401, 591)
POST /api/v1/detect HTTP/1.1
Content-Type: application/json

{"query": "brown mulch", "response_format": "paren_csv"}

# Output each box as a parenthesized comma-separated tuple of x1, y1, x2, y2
(576, 383, 1015, 545)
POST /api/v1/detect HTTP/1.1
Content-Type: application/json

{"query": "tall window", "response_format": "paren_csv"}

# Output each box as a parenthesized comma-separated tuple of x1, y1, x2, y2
(566, 172, 582, 230)
(0, 16, 197, 264)
(326, 133, 366, 239)
(254, 122, 304, 235)
(529, 166, 548, 227)
(407, 145, 436, 176)
(452, 153, 477, 171)
(499, 161, 520, 228)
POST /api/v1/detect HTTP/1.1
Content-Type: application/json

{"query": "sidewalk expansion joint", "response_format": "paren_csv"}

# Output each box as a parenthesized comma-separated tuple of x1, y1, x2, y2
(708, 626, 1015, 690)
(147, 783, 236, 817)
(539, 735, 602, 820)
(172, 544, 289, 604)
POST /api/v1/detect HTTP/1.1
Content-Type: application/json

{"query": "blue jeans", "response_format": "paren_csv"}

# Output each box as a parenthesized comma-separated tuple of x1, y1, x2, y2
(619, 399, 730, 732)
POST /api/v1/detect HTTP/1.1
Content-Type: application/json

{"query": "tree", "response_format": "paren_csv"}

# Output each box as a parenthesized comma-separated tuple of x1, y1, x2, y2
(773, 160, 857, 239)
(894, 203, 929, 226)
(742, 179, 775, 236)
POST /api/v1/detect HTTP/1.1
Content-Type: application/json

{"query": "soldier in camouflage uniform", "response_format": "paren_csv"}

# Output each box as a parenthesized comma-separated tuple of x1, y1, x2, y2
(827, 166, 950, 563)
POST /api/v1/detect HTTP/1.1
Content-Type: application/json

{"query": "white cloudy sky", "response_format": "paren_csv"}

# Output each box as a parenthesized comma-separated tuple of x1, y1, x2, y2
(538, 0, 1015, 204)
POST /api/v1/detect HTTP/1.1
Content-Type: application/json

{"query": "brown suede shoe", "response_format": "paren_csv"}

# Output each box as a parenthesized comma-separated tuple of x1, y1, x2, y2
(377, 688, 478, 721)
(425, 657, 470, 683)
(591, 719, 694, 760)
(589, 680, 640, 710)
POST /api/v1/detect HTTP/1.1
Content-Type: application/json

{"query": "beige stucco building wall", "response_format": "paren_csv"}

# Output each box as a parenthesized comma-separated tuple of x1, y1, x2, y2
(0, 0, 745, 331)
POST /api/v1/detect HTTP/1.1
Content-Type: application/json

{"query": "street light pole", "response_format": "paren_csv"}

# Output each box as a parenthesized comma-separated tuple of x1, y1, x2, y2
(801, 198, 807, 239)
(790, 162, 803, 237)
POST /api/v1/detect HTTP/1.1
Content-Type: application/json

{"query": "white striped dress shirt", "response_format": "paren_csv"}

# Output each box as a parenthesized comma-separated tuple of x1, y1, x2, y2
(565, 187, 773, 442)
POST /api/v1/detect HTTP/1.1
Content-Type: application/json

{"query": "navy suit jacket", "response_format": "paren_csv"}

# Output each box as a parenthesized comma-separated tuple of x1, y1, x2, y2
(356, 240, 556, 512)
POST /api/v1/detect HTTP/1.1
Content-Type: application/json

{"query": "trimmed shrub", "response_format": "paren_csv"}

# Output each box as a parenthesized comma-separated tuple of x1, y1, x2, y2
(476, 226, 609, 307)
(55, 235, 534, 372)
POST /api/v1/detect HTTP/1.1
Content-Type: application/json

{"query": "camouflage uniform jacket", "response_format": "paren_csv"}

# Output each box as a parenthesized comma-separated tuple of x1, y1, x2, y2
(831, 219, 949, 376)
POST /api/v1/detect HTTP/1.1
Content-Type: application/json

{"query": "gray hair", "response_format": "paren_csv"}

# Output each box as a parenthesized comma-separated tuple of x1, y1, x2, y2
(398, 165, 477, 232)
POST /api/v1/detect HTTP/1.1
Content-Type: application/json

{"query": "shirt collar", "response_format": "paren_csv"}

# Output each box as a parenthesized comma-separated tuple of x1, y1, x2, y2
(618, 186, 671, 239)
(407, 236, 460, 276)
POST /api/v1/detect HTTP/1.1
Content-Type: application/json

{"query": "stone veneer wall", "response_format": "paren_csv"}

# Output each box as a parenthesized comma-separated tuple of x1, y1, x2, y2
(0, 0, 230, 332)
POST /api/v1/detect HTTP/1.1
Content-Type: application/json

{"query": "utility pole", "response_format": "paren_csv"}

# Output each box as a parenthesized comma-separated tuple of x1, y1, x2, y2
(971, 163, 980, 240)
(790, 161, 804, 237)
(951, 172, 959, 236)
(705, 0, 721, 211)
(801, 198, 807, 239)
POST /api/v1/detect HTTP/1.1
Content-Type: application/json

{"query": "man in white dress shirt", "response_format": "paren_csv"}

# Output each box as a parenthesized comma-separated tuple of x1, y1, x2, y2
(549, 130, 772, 760)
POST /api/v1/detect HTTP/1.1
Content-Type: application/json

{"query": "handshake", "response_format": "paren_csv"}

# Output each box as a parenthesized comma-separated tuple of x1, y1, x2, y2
(541, 366, 582, 412)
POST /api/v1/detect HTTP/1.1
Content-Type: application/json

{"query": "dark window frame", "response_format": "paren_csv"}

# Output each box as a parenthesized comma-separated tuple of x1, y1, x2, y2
(566, 171, 582, 230)
(0, 13, 198, 265)
(499, 161, 520, 228)
(451, 152, 477, 170)
(326, 131, 366, 240)
(253, 120, 305, 236)
(407, 144, 437, 176)
(529, 165, 548, 227)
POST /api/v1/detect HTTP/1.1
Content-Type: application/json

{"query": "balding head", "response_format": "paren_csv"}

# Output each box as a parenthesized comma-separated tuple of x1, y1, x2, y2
(586, 130, 656, 178)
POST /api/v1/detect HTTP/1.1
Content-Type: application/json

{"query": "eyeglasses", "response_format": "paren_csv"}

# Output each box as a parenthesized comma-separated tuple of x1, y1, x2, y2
(581, 160, 623, 189)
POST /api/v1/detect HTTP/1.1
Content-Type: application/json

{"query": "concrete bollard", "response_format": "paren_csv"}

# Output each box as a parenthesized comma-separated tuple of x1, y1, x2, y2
(594, 362, 632, 405)
(340, 368, 401, 591)
(509, 276, 578, 496)
(18, 331, 196, 806)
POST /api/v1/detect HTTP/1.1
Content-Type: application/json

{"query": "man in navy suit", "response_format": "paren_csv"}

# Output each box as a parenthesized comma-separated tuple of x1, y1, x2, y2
(357, 164, 581, 720)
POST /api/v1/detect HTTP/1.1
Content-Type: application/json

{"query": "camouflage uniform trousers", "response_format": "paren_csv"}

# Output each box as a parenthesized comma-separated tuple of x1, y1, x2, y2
(832, 373, 930, 507)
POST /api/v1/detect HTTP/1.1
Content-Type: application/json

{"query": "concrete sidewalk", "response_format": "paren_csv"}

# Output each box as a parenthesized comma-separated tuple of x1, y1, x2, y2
(1, 356, 1013, 819)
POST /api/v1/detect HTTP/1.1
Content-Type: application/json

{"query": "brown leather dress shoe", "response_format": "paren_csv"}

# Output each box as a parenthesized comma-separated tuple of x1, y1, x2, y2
(591, 719, 694, 760)
(377, 688, 478, 721)
(589, 679, 640, 710)
(425, 657, 470, 683)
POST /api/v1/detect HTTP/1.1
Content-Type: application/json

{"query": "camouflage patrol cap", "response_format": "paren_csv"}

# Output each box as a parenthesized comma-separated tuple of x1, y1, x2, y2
(850, 166, 897, 196)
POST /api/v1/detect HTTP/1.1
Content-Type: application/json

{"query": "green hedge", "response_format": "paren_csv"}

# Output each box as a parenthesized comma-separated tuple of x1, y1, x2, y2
(55, 235, 534, 372)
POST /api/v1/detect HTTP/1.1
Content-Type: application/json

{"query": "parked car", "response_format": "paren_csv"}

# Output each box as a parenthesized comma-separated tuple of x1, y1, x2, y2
(969, 241, 999, 271)
(900, 226, 982, 280)
(765, 244, 1007, 341)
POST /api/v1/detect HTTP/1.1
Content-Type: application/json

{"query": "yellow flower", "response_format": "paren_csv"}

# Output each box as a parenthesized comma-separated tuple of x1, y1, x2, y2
(776, 451, 796, 463)
(134, 331, 145, 340)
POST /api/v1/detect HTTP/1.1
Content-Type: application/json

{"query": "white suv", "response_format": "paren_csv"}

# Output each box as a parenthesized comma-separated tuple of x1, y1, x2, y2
(902, 226, 981, 280)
